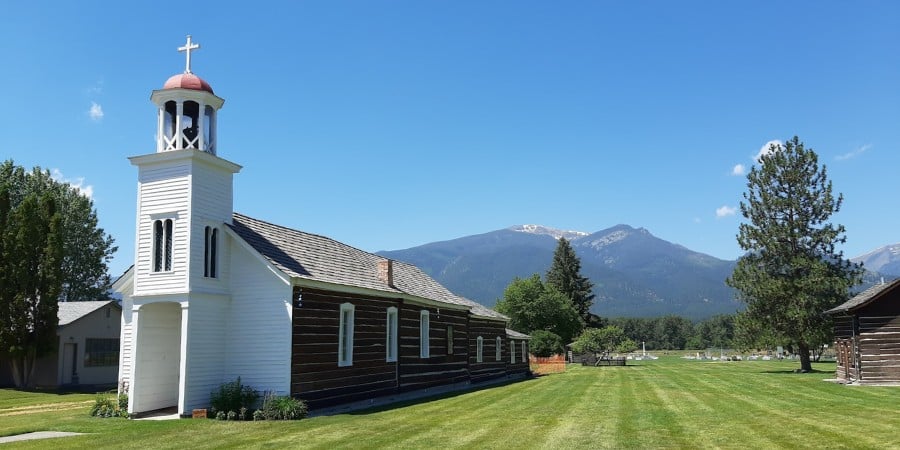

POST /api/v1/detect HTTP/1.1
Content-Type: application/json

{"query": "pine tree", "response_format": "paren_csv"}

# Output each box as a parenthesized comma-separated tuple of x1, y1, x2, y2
(545, 237, 595, 325)
(727, 136, 862, 373)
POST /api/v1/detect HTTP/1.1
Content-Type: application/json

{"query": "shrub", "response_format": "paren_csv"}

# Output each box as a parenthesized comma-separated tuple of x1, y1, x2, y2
(257, 391, 307, 420)
(216, 411, 227, 420)
(89, 392, 128, 418)
(227, 410, 237, 421)
(529, 330, 564, 357)
(210, 377, 259, 416)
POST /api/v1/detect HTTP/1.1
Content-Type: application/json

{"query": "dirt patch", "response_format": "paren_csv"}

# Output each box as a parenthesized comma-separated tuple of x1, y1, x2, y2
(0, 400, 93, 417)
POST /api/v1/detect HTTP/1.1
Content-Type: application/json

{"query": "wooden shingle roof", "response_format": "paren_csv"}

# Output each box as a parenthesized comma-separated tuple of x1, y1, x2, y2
(825, 278, 900, 315)
(230, 213, 507, 320)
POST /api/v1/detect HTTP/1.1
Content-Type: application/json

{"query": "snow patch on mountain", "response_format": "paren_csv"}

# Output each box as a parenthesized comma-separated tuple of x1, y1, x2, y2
(510, 224, 589, 240)
(586, 230, 631, 249)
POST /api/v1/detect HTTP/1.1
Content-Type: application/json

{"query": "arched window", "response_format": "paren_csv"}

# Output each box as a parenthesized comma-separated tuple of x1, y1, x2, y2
(338, 303, 355, 367)
(521, 341, 527, 363)
(153, 218, 173, 272)
(476, 336, 484, 363)
(204, 226, 218, 278)
(495, 336, 502, 361)
(386, 307, 398, 362)
(420, 310, 430, 358)
(510, 340, 516, 364)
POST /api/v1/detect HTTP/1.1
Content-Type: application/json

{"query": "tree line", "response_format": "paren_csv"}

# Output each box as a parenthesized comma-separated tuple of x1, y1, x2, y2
(497, 137, 860, 371)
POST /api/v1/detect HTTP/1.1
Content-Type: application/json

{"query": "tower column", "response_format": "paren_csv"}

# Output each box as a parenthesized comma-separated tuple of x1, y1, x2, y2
(197, 100, 206, 151)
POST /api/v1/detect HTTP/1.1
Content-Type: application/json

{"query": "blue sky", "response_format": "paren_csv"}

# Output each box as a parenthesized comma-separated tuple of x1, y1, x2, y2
(2, 2, 899, 278)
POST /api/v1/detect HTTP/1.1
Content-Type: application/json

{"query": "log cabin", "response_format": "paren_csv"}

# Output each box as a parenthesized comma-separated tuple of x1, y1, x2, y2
(113, 36, 530, 417)
(826, 278, 900, 384)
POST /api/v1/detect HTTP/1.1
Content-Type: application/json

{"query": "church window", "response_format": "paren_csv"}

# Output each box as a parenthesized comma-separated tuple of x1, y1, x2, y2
(386, 307, 398, 362)
(476, 336, 484, 363)
(152, 218, 173, 272)
(338, 303, 355, 367)
(204, 226, 218, 278)
(420, 310, 430, 358)
(510, 340, 516, 364)
(446, 325, 454, 355)
(522, 341, 527, 363)
(496, 336, 502, 361)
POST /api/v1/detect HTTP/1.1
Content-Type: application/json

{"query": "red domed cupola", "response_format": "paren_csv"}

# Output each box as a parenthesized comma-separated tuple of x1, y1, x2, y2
(163, 73, 214, 94)
(150, 35, 224, 155)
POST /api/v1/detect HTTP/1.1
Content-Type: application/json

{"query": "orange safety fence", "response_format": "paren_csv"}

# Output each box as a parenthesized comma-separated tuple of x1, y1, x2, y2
(529, 354, 566, 375)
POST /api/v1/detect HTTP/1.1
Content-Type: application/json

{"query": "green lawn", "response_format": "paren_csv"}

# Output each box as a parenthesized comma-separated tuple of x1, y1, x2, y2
(2, 358, 899, 449)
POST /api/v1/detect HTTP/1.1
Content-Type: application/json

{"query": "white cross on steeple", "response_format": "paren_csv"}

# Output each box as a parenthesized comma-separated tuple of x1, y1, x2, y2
(178, 35, 200, 74)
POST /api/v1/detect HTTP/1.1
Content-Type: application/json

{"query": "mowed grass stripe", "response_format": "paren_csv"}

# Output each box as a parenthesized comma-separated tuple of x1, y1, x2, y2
(4, 359, 900, 449)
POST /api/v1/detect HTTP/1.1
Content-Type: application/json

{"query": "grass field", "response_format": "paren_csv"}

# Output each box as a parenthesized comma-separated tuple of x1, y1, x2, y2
(1, 358, 899, 449)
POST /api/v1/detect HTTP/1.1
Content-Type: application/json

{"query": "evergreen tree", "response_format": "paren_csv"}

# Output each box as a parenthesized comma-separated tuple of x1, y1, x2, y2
(727, 137, 862, 372)
(545, 237, 595, 325)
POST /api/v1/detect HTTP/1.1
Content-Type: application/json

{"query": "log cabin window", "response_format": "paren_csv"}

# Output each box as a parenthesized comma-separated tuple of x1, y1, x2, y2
(204, 226, 218, 278)
(85, 338, 120, 367)
(152, 218, 173, 272)
(476, 336, 484, 363)
(446, 325, 454, 355)
(420, 310, 430, 358)
(496, 336, 502, 361)
(386, 307, 398, 362)
(510, 340, 516, 364)
(521, 341, 527, 363)
(338, 303, 355, 367)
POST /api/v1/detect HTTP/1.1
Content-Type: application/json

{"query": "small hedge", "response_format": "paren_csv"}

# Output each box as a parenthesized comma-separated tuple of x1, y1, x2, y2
(89, 392, 128, 418)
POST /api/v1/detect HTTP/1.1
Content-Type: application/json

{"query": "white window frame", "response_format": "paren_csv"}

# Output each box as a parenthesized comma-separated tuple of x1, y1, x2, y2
(420, 310, 430, 358)
(510, 340, 516, 364)
(496, 336, 502, 361)
(386, 307, 398, 362)
(476, 336, 483, 363)
(152, 218, 174, 273)
(338, 303, 355, 367)
(521, 341, 527, 363)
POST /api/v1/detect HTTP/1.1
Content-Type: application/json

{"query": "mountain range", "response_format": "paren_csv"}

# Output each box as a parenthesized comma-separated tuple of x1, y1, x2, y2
(378, 224, 741, 320)
(379, 225, 898, 320)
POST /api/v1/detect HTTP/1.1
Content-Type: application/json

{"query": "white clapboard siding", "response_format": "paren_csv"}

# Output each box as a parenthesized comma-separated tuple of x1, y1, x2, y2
(226, 242, 292, 395)
(134, 163, 191, 295)
(188, 162, 234, 292)
(182, 295, 228, 412)
(118, 298, 134, 393)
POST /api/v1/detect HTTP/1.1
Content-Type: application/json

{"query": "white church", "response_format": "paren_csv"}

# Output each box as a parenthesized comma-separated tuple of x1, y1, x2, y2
(114, 37, 529, 417)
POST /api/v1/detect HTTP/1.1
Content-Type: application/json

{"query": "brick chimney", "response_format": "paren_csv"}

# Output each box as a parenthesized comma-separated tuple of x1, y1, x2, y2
(377, 259, 394, 287)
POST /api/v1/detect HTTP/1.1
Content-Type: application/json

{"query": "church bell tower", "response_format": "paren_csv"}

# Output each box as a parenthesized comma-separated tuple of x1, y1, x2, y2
(129, 35, 241, 297)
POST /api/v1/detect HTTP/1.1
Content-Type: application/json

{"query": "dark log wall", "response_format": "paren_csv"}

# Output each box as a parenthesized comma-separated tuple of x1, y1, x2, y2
(398, 304, 469, 391)
(507, 339, 530, 376)
(857, 315, 900, 383)
(832, 315, 856, 381)
(853, 289, 900, 383)
(467, 318, 507, 383)
(291, 287, 401, 408)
